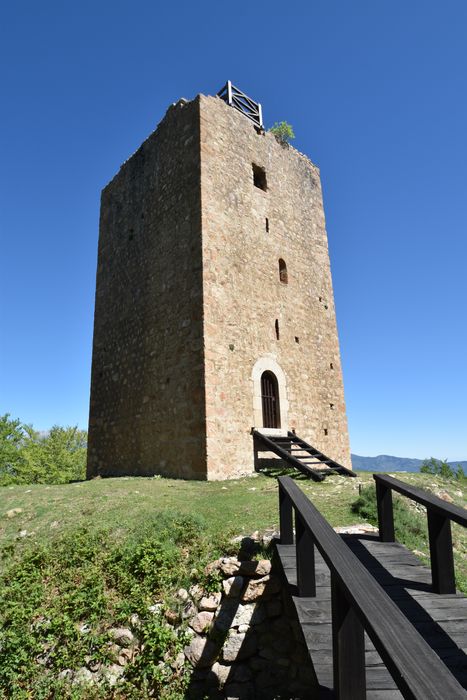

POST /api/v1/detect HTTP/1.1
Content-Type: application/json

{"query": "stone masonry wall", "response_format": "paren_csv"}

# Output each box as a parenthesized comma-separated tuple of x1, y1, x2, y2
(87, 92, 351, 480)
(199, 95, 351, 478)
(87, 98, 207, 479)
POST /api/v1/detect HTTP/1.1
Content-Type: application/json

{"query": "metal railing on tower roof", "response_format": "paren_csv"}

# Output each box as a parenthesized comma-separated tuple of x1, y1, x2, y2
(217, 81, 263, 129)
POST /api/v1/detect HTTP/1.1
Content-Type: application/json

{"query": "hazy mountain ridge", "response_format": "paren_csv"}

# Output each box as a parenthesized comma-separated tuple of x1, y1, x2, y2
(351, 454, 467, 473)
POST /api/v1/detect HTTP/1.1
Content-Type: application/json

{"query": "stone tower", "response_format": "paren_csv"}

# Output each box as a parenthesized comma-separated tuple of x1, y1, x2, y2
(87, 86, 351, 480)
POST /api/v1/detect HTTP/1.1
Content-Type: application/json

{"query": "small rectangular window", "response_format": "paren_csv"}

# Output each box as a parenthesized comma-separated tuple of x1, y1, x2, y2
(252, 164, 267, 191)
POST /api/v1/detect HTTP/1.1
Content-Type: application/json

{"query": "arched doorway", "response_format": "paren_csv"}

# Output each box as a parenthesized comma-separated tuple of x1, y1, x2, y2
(261, 371, 281, 428)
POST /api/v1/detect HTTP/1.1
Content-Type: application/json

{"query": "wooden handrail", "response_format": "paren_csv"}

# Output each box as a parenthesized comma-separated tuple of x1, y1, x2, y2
(253, 430, 326, 481)
(278, 475, 466, 700)
(374, 474, 467, 594)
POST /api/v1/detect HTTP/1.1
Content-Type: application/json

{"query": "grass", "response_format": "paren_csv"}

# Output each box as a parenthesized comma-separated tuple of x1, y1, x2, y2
(0, 469, 466, 698)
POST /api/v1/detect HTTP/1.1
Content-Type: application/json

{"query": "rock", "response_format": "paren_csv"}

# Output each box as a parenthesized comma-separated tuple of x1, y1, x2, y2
(189, 584, 203, 601)
(222, 631, 257, 662)
(176, 588, 189, 602)
(232, 664, 252, 682)
(219, 558, 241, 577)
(172, 651, 185, 669)
(211, 661, 232, 685)
(204, 560, 221, 575)
(190, 611, 214, 634)
(214, 601, 239, 632)
(78, 623, 91, 634)
(181, 600, 197, 620)
(262, 530, 279, 546)
(117, 648, 132, 665)
(223, 576, 244, 597)
(248, 656, 268, 671)
(184, 635, 218, 667)
(238, 624, 249, 634)
(224, 682, 254, 699)
(109, 627, 134, 647)
(438, 491, 454, 503)
(199, 592, 222, 611)
(164, 609, 180, 625)
(6, 508, 22, 518)
(232, 603, 265, 627)
(129, 613, 141, 628)
(18, 530, 28, 538)
(241, 575, 281, 602)
(58, 669, 73, 680)
(101, 664, 124, 687)
(238, 560, 271, 577)
(50, 520, 59, 528)
(73, 667, 95, 685)
(266, 599, 282, 618)
(148, 603, 162, 614)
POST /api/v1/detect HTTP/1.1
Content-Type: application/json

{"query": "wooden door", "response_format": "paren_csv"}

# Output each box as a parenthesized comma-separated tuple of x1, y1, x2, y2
(261, 371, 281, 428)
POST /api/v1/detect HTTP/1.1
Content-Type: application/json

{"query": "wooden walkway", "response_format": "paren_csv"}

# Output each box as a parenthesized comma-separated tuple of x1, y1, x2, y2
(277, 535, 467, 698)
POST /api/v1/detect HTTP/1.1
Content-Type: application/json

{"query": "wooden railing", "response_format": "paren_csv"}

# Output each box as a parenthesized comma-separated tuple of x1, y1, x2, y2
(217, 81, 263, 128)
(278, 475, 466, 700)
(374, 473, 467, 594)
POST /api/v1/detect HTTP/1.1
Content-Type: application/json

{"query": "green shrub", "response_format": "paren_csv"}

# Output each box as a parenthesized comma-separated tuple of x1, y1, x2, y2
(420, 457, 465, 481)
(269, 121, 295, 145)
(0, 511, 220, 698)
(0, 414, 87, 486)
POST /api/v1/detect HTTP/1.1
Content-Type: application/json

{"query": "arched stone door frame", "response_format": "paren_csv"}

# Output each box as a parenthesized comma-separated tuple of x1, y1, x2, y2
(251, 356, 289, 434)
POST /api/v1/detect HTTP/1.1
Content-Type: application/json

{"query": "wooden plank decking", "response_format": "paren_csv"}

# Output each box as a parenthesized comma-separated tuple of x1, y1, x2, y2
(277, 535, 467, 699)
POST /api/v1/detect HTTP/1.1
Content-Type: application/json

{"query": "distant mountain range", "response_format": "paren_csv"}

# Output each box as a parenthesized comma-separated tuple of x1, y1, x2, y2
(351, 454, 467, 473)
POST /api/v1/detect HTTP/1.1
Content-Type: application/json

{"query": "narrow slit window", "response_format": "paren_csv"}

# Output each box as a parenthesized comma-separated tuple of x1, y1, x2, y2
(324, 428, 328, 436)
(275, 319, 280, 340)
(265, 217, 269, 232)
(279, 259, 288, 284)
(252, 164, 267, 191)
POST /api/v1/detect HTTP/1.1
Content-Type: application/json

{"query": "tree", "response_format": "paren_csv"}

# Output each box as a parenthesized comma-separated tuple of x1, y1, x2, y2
(21, 426, 87, 484)
(0, 415, 87, 485)
(0, 413, 28, 484)
(269, 121, 295, 145)
(420, 457, 465, 481)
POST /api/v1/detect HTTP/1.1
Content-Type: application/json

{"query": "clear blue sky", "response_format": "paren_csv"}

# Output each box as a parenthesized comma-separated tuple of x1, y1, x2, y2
(1, 1, 466, 460)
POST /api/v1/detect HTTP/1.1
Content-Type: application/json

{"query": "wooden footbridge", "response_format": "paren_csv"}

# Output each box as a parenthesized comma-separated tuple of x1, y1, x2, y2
(275, 473, 467, 699)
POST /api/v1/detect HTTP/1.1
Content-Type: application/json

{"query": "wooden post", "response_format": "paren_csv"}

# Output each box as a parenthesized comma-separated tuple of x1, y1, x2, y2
(375, 480, 395, 542)
(296, 514, 316, 597)
(331, 572, 366, 700)
(427, 509, 456, 594)
(279, 485, 293, 545)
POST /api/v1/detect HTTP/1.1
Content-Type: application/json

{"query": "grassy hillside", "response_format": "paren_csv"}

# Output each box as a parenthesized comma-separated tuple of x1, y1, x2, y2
(0, 471, 465, 699)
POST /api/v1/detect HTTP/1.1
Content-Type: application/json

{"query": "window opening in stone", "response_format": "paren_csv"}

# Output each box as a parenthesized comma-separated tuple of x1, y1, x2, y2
(330, 403, 334, 410)
(265, 217, 269, 232)
(324, 428, 328, 436)
(252, 164, 267, 191)
(330, 362, 334, 369)
(295, 336, 300, 344)
(261, 371, 281, 429)
(275, 319, 280, 340)
(279, 259, 288, 284)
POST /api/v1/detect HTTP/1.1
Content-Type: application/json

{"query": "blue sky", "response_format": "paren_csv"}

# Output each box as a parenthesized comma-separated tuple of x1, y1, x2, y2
(1, 1, 466, 459)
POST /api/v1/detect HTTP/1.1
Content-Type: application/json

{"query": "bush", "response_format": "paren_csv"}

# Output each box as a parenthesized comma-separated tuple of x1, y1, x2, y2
(0, 414, 87, 486)
(420, 457, 465, 481)
(0, 511, 214, 698)
(269, 121, 295, 145)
